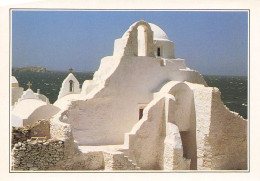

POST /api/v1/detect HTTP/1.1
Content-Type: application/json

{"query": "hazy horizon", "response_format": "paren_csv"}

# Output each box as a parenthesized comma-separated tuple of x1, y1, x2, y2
(12, 11, 248, 76)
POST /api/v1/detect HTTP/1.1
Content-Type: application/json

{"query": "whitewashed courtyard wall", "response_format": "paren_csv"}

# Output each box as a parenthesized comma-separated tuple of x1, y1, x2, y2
(63, 55, 207, 145)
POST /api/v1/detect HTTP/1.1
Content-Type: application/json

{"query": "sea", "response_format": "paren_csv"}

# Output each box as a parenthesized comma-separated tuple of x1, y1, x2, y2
(12, 72, 248, 119)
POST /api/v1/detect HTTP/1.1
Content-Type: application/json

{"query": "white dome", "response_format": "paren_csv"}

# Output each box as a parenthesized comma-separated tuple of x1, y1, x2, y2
(20, 89, 39, 100)
(122, 21, 169, 41)
(149, 23, 169, 41)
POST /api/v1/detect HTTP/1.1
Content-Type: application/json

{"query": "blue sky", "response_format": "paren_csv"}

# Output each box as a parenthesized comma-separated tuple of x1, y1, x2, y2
(12, 10, 248, 76)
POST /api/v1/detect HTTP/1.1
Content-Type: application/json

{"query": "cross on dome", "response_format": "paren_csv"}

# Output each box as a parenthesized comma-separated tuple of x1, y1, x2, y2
(141, 18, 144, 21)
(69, 68, 73, 73)
(27, 81, 32, 89)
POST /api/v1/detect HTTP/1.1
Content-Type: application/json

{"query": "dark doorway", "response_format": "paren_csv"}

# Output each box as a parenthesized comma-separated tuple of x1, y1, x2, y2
(139, 108, 144, 120)
(157, 47, 161, 56)
(180, 131, 197, 170)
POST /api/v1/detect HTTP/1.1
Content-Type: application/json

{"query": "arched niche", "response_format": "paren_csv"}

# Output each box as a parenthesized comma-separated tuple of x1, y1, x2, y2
(137, 25, 148, 56)
(167, 83, 197, 170)
(123, 21, 155, 57)
(69, 80, 74, 92)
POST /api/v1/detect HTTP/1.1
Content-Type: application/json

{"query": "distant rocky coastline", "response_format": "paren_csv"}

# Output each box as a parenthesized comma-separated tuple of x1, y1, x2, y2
(12, 66, 49, 72)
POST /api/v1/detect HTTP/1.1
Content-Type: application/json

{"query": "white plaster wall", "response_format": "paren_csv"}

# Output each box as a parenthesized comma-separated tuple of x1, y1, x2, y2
(12, 87, 24, 106)
(24, 105, 60, 126)
(200, 88, 247, 170)
(58, 73, 81, 100)
(154, 40, 175, 59)
(65, 55, 207, 145)
(12, 99, 47, 120)
(125, 96, 166, 169)
(162, 122, 190, 170)
(11, 112, 23, 127)
(81, 80, 98, 96)
(54, 20, 207, 146)
(113, 38, 126, 57)
(154, 81, 197, 169)
(36, 93, 50, 104)
(114, 21, 155, 57)
(19, 89, 38, 101)
(167, 83, 195, 131)
(183, 82, 248, 170)
(164, 59, 186, 69)
(168, 84, 197, 169)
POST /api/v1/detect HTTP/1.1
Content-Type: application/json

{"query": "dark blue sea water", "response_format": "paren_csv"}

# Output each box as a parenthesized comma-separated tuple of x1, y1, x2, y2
(204, 75, 248, 119)
(12, 72, 248, 119)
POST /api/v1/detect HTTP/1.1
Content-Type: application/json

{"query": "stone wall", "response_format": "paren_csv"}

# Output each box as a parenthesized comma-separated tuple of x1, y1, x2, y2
(11, 114, 106, 171)
(103, 152, 139, 170)
(12, 126, 31, 148)
(12, 120, 50, 148)
(12, 139, 65, 170)
(11, 136, 139, 171)
(12, 136, 102, 171)
(30, 119, 50, 139)
(193, 86, 247, 170)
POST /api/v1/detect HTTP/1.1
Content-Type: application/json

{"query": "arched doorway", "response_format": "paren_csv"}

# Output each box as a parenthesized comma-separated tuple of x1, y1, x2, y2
(137, 25, 148, 56)
(168, 84, 197, 170)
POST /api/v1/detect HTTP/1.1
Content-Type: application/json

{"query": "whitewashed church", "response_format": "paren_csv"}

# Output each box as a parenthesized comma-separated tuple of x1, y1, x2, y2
(11, 20, 247, 171)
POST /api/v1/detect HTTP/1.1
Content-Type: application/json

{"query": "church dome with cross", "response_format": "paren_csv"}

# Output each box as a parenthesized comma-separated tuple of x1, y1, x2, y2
(11, 20, 247, 171)
(11, 80, 60, 127)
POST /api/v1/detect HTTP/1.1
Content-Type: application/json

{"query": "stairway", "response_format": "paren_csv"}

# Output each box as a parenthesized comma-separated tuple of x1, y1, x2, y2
(103, 151, 140, 171)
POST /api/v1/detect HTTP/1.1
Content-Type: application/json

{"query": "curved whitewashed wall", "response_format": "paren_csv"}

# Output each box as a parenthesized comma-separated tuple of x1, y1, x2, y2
(65, 55, 207, 145)
(58, 73, 81, 99)
(25, 105, 60, 126)
(55, 20, 208, 146)
(113, 21, 155, 57)
(11, 112, 23, 127)
(124, 81, 247, 170)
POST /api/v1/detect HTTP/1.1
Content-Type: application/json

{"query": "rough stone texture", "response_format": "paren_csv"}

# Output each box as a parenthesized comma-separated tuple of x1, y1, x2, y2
(11, 81, 247, 171)
(12, 139, 65, 171)
(12, 136, 95, 171)
(191, 85, 247, 170)
(103, 152, 139, 170)
(12, 119, 50, 148)
(30, 119, 51, 139)
(10, 20, 247, 171)
(12, 126, 31, 148)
